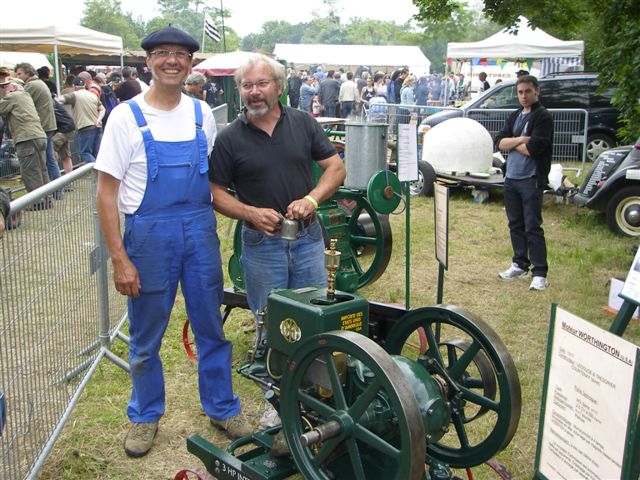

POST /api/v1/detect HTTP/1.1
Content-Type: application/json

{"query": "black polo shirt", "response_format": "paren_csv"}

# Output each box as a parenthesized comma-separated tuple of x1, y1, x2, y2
(209, 104, 337, 214)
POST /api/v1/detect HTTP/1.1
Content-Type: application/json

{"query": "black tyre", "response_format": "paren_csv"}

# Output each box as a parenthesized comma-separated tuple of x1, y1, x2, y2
(586, 133, 616, 162)
(409, 160, 436, 197)
(606, 186, 640, 236)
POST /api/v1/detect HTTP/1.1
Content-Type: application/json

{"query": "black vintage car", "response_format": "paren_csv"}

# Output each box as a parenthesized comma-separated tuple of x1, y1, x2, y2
(573, 138, 640, 236)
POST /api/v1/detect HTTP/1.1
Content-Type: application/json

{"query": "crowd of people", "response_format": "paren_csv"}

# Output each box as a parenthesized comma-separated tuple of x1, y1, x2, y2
(283, 66, 503, 121)
(0, 61, 226, 220)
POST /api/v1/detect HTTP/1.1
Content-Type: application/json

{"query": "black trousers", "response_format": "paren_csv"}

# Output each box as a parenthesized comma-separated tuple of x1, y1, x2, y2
(504, 177, 548, 277)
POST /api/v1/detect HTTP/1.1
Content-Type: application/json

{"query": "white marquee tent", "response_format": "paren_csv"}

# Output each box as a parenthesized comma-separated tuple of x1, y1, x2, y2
(274, 44, 431, 75)
(0, 23, 123, 93)
(447, 16, 583, 60)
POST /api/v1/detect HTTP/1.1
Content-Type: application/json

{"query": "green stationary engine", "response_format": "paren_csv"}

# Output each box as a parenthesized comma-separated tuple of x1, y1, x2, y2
(186, 123, 521, 479)
(187, 241, 521, 480)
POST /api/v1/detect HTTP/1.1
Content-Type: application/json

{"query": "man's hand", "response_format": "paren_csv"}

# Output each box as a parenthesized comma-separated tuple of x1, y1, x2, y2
(246, 207, 282, 236)
(287, 197, 316, 220)
(112, 256, 141, 297)
(0, 216, 5, 239)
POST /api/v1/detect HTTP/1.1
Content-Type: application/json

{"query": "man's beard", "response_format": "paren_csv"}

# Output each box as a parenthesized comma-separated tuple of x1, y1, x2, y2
(245, 95, 275, 117)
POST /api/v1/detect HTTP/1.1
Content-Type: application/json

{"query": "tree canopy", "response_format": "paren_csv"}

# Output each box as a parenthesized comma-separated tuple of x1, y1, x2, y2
(412, 0, 640, 141)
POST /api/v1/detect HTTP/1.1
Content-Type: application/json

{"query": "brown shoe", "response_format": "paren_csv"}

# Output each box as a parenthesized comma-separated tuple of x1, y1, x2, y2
(124, 422, 158, 458)
(270, 429, 290, 457)
(210, 413, 253, 440)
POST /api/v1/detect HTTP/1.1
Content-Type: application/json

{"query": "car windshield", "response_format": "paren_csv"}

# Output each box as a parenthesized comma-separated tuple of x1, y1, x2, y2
(474, 85, 519, 109)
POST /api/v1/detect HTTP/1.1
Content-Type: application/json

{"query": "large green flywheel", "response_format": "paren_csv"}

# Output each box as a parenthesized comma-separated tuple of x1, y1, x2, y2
(280, 331, 426, 480)
(385, 305, 521, 469)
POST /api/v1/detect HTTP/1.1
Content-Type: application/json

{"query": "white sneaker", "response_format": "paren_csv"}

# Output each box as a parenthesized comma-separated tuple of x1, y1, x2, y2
(529, 276, 549, 291)
(498, 263, 528, 280)
(259, 402, 281, 430)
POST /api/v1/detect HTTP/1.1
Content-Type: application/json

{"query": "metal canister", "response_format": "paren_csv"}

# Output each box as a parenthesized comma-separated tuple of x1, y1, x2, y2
(343, 122, 388, 190)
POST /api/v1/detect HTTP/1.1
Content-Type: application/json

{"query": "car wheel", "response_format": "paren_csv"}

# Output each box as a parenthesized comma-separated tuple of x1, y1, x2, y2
(409, 160, 436, 197)
(586, 133, 616, 162)
(606, 186, 640, 236)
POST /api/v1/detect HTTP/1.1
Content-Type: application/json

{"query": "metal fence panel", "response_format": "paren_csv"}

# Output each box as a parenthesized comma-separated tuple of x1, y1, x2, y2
(0, 166, 126, 480)
(466, 108, 588, 172)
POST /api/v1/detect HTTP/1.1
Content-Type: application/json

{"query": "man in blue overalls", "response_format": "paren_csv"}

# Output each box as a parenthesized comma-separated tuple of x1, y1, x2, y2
(95, 26, 251, 458)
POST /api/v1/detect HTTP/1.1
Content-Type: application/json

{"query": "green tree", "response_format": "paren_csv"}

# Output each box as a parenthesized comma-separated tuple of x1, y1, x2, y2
(81, 0, 143, 49)
(240, 21, 306, 53)
(412, 0, 640, 141)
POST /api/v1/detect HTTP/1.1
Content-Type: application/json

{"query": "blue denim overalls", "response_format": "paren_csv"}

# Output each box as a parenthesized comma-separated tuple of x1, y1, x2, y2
(123, 99, 239, 422)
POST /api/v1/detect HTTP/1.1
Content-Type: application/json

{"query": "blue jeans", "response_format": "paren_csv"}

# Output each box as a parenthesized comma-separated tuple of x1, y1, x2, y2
(341, 101, 355, 118)
(45, 131, 60, 181)
(75, 126, 102, 163)
(240, 220, 327, 347)
(504, 177, 548, 277)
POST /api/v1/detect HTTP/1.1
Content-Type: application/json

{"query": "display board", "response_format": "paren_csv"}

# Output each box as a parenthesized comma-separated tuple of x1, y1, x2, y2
(535, 305, 640, 479)
(397, 124, 418, 183)
(433, 183, 449, 269)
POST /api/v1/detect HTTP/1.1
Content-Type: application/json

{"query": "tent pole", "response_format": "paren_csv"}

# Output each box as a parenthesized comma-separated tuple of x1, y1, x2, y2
(443, 62, 449, 107)
(53, 44, 61, 96)
(120, 52, 124, 70)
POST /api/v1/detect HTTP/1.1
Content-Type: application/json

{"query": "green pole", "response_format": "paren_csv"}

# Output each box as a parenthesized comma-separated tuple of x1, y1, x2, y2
(405, 181, 410, 310)
(437, 263, 445, 304)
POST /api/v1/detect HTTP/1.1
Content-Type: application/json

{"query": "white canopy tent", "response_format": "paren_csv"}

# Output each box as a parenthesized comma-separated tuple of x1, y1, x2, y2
(447, 16, 584, 59)
(274, 44, 431, 76)
(0, 52, 52, 70)
(0, 23, 124, 93)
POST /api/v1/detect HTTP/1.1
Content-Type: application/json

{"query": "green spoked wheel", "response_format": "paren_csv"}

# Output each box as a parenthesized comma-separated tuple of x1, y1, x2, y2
(333, 189, 392, 288)
(280, 330, 426, 480)
(385, 305, 521, 469)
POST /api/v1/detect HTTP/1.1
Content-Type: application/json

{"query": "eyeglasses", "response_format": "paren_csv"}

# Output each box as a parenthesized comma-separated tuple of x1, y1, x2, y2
(150, 49, 192, 60)
(240, 80, 272, 91)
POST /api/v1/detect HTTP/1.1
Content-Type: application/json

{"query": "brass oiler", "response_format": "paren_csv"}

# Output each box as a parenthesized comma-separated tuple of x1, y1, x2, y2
(324, 238, 341, 301)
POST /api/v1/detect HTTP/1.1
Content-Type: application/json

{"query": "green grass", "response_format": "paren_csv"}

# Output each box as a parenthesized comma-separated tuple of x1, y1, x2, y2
(38, 190, 640, 479)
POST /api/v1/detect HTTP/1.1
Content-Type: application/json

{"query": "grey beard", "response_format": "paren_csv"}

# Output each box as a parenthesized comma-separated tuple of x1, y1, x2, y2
(246, 103, 269, 117)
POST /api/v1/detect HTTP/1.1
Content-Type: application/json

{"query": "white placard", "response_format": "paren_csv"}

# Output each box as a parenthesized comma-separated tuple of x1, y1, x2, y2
(537, 307, 638, 480)
(434, 183, 448, 268)
(397, 123, 418, 182)
(621, 247, 640, 304)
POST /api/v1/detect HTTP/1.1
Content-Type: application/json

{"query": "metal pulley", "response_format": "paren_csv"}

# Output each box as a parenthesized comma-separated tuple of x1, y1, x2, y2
(366, 170, 402, 214)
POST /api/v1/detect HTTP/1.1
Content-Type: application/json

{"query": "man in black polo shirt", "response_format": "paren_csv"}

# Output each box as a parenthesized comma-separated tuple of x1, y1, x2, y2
(209, 53, 345, 443)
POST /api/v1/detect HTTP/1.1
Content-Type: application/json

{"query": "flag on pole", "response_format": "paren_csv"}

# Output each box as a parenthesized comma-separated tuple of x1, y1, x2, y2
(204, 13, 221, 43)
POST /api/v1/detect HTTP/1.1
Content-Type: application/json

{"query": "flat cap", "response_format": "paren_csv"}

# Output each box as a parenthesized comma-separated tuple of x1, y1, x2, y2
(141, 26, 200, 54)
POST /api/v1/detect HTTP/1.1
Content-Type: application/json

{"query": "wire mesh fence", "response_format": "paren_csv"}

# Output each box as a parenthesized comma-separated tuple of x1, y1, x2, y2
(467, 108, 587, 167)
(0, 165, 127, 480)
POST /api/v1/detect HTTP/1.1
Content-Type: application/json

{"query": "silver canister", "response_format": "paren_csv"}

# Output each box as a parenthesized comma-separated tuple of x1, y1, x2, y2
(343, 122, 388, 190)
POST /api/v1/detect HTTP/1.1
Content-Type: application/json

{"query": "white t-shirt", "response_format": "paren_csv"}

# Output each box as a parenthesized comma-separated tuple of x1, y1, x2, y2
(95, 93, 216, 214)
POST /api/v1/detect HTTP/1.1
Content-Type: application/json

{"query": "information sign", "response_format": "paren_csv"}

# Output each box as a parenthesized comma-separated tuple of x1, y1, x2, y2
(535, 306, 640, 480)
(397, 124, 418, 182)
(434, 183, 449, 269)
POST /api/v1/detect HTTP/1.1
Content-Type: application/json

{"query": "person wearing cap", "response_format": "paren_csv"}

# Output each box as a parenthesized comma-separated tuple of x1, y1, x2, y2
(0, 79, 50, 196)
(516, 69, 529, 79)
(76, 71, 101, 99)
(15, 63, 59, 194)
(95, 25, 250, 459)
(208, 54, 345, 454)
(58, 77, 105, 164)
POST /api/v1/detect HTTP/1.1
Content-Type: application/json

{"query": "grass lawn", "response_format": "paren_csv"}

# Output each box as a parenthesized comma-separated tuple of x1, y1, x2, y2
(38, 186, 640, 479)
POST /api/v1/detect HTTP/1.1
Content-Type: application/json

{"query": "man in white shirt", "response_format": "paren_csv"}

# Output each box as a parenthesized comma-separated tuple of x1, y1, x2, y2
(338, 71, 360, 119)
(95, 25, 250, 459)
